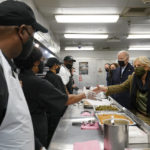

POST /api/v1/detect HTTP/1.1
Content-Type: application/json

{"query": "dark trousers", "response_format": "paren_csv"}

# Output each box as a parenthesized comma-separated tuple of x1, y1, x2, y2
(32, 114, 48, 148)
(47, 113, 61, 144)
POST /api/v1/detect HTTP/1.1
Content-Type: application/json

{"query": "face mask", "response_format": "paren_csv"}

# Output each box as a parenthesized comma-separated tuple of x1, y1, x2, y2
(16, 27, 34, 60)
(56, 67, 60, 74)
(66, 64, 73, 69)
(14, 34, 34, 69)
(38, 61, 44, 73)
(105, 68, 109, 72)
(134, 66, 146, 78)
(118, 61, 125, 67)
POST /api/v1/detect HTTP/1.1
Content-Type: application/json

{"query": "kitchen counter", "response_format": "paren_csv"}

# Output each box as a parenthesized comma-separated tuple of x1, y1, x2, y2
(48, 96, 150, 150)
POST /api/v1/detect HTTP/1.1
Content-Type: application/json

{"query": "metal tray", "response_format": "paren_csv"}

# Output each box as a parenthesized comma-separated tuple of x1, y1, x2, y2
(93, 105, 121, 113)
(95, 112, 136, 126)
(125, 148, 150, 150)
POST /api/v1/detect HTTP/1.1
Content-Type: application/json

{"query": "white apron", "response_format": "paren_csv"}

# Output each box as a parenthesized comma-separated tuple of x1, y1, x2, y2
(0, 50, 34, 150)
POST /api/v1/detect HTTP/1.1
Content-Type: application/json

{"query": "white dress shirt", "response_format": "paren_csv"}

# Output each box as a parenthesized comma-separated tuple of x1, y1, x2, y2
(58, 65, 71, 85)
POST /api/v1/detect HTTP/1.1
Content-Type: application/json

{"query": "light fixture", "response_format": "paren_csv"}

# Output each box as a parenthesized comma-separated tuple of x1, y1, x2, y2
(55, 15, 119, 23)
(44, 51, 49, 54)
(128, 46, 150, 50)
(34, 33, 44, 41)
(64, 34, 108, 39)
(127, 34, 150, 39)
(34, 43, 39, 48)
(65, 46, 94, 51)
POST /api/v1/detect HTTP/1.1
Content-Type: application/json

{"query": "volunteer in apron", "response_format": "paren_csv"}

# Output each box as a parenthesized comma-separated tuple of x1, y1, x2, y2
(0, 1, 48, 150)
(58, 56, 76, 94)
(14, 48, 100, 148)
(45, 57, 67, 142)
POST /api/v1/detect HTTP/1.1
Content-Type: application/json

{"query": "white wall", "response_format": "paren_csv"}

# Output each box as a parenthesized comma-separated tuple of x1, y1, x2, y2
(59, 50, 150, 88)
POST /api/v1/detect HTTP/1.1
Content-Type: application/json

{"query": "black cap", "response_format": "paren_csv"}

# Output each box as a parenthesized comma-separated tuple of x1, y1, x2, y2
(46, 57, 61, 68)
(64, 56, 76, 62)
(0, 0, 48, 33)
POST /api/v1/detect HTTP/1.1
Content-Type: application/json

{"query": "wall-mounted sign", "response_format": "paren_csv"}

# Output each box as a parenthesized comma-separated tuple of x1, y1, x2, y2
(79, 62, 88, 75)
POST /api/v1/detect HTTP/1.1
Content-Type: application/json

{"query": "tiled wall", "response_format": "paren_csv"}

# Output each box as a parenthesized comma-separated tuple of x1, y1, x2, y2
(59, 50, 150, 88)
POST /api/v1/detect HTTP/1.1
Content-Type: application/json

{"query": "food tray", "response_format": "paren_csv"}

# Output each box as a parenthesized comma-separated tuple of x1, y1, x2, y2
(93, 105, 120, 113)
(95, 112, 136, 125)
(83, 100, 93, 109)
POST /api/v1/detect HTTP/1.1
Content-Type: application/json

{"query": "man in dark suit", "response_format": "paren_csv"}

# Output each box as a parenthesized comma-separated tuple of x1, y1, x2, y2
(111, 51, 134, 109)
(104, 63, 112, 85)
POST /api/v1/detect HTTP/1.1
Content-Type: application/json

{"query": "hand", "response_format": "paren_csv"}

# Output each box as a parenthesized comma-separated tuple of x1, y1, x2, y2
(72, 84, 77, 88)
(92, 85, 108, 94)
(84, 90, 96, 100)
(40, 147, 47, 150)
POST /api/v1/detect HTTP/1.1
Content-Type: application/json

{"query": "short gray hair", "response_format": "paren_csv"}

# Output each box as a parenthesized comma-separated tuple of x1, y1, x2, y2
(117, 50, 129, 59)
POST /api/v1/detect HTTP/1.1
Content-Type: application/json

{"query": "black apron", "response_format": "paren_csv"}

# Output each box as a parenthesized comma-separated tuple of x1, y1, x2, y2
(66, 76, 73, 94)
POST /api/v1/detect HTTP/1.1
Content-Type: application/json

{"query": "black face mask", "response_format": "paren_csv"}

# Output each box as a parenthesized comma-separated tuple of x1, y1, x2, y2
(14, 36, 34, 70)
(38, 61, 44, 73)
(105, 68, 109, 72)
(56, 67, 60, 74)
(16, 27, 34, 60)
(66, 64, 73, 69)
(118, 61, 125, 67)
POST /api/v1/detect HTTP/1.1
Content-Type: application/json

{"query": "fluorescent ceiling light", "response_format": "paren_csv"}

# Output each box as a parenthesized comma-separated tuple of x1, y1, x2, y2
(129, 46, 150, 50)
(127, 34, 150, 39)
(65, 46, 94, 51)
(64, 34, 108, 39)
(55, 15, 119, 23)
(34, 33, 44, 41)
(34, 43, 40, 48)
(44, 51, 49, 54)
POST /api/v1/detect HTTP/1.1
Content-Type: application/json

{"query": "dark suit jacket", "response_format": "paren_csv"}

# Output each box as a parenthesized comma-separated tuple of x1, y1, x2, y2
(111, 63, 134, 109)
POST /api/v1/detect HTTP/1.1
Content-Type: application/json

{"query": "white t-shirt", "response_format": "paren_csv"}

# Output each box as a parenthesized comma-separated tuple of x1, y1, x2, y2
(58, 65, 71, 85)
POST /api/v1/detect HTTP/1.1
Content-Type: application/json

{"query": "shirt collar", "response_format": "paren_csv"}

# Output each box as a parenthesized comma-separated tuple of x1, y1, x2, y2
(21, 69, 35, 76)
(3, 53, 17, 72)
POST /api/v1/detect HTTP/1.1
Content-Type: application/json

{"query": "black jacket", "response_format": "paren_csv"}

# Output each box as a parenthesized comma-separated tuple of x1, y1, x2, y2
(45, 71, 66, 94)
(111, 63, 134, 109)
(19, 70, 68, 148)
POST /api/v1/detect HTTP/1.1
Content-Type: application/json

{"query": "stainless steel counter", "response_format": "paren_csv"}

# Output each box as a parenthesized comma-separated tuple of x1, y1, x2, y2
(48, 97, 150, 150)
(48, 118, 103, 150)
(63, 102, 94, 119)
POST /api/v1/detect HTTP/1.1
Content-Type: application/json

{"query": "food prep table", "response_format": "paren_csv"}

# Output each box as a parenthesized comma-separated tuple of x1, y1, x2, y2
(48, 96, 150, 150)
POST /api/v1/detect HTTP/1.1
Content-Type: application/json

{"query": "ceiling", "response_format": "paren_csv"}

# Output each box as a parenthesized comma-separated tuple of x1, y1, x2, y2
(33, 0, 150, 51)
